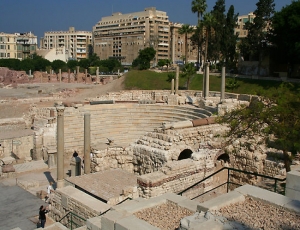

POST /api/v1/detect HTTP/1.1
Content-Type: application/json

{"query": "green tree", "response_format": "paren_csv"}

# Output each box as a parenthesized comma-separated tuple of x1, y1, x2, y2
(51, 60, 67, 73)
(181, 62, 196, 90)
(132, 47, 156, 70)
(179, 24, 194, 64)
(78, 59, 90, 70)
(211, 0, 226, 62)
(20, 58, 34, 73)
(0, 58, 21, 70)
(218, 83, 300, 172)
(203, 13, 216, 64)
(223, 5, 239, 64)
(240, 0, 275, 75)
(270, 1, 300, 74)
(157, 59, 166, 69)
(31, 54, 51, 71)
(67, 60, 79, 71)
(191, 0, 207, 67)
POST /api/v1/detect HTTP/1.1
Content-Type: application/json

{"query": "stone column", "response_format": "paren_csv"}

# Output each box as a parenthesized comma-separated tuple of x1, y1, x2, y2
(221, 66, 226, 102)
(202, 66, 206, 97)
(56, 106, 65, 188)
(29, 69, 31, 77)
(85, 69, 88, 84)
(84, 113, 91, 174)
(59, 69, 62, 83)
(96, 67, 99, 83)
(68, 69, 71, 83)
(175, 66, 179, 95)
(205, 64, 210, 98)
(76, 66, 80, 82)
(171, 79, 174, 94)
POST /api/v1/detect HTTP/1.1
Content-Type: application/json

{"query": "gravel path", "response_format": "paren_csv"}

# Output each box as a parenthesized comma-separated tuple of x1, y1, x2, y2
(217, 197, 300, 230)
(134, 201, 193, 230)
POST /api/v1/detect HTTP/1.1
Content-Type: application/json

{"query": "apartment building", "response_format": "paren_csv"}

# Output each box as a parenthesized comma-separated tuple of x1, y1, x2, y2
(170, 23, 197, 65)
(40, 27, 92, 60)
(0, 32, 37, 59)
(235, 12, 255, 39)
(93, 7, 171, 66)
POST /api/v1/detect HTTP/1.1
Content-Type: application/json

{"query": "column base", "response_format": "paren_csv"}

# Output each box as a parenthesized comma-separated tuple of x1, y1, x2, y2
(56, 179, 65, 189)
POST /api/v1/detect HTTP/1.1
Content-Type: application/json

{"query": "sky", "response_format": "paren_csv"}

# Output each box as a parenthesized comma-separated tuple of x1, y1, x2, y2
(0, 0, 292, 41)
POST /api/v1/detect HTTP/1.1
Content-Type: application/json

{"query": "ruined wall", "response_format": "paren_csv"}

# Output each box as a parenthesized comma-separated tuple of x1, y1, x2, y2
(0, 131, 33, 162)
(137, 150, 220, 199)
(91, 146, 134, 173)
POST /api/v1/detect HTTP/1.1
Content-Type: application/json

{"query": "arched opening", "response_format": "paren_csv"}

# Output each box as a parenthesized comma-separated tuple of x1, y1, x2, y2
(217, 153, 230, 163)
(178, 149, 193, 160)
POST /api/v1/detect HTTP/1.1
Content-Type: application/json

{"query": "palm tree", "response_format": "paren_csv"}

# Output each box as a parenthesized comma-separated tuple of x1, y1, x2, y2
(178, 24, 194, 64)
(181, 63, 196, 90)
(203, 13, 216, 66)
(191, 0, 207, 22)
(191, 0, 207, 69)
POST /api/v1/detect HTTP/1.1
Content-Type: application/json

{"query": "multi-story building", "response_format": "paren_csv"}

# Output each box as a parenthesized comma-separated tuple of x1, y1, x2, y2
(40, 27, 92, 60)
(0, 32, 37, 59)
(235, 12, 255, 39)
(170, 23, 197, 65)
(93, 7, 171, 66)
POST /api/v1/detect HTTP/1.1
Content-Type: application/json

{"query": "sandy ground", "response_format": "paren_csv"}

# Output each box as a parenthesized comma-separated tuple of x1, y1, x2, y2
(0, 75, 125, 119)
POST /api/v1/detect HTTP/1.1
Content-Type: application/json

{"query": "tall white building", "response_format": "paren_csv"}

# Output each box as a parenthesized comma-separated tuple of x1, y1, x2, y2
(40, 27, 92, 60)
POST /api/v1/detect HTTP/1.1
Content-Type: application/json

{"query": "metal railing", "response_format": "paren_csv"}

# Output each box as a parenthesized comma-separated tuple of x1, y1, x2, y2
(178, 167, 286, 200)
(59, 211, 86, 230)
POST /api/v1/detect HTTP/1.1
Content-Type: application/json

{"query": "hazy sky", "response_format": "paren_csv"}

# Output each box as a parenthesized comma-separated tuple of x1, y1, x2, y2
(0, 0, 292, 40)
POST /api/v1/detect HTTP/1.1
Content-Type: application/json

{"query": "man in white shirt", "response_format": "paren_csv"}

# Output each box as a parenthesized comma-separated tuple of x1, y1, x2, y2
(45, 182, 54, 203)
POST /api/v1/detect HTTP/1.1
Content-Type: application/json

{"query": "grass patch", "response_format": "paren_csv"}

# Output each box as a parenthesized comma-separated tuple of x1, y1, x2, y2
(124, 70, 292, 96)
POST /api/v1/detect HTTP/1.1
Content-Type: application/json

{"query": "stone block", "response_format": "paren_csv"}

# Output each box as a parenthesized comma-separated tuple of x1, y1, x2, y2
(115, 215, 160, 230)
(101, 210, 130, 230)
(286, 170, 300, 201)
(86, 216, 101, 230)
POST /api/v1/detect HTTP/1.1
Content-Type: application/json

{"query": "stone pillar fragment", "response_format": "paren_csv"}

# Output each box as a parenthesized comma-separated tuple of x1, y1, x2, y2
(84, 113, 91, 174)
(85, 69, 88, 84)
(68, 69, 71, 83)
(171, 79, 174, 94)
(175, 66, 179, 95)
(96, 67, 99, 83)
(59, 69, 62, 83)
(56, 106, 65, 188)
(221, 66, 226, 102)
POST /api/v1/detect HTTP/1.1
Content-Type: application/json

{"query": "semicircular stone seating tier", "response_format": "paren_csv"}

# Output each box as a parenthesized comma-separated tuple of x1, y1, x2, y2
(63, 103, 212, 151)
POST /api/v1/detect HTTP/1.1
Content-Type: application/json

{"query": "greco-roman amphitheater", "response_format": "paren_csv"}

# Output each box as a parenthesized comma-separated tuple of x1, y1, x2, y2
(0, 67, 299, 230)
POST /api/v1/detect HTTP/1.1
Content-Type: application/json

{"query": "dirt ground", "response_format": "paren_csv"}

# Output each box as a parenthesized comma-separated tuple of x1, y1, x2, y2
(0, 75, 125, 119)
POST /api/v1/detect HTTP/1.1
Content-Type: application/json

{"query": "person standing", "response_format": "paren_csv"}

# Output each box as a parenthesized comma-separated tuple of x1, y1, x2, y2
(45, 181, 54, 203)
(39, 205, 48, 228)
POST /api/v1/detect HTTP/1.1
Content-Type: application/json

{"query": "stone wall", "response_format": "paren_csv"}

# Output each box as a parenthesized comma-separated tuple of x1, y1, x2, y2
(50, 186, 111, 225)
(137, 150, 220, 199)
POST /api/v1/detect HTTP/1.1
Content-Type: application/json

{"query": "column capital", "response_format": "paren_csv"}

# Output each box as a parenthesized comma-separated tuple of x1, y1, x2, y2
(56, 106, 65, 116)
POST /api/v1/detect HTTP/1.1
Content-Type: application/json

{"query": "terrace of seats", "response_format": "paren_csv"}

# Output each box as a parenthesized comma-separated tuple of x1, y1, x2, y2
(63, 103, 213, 149)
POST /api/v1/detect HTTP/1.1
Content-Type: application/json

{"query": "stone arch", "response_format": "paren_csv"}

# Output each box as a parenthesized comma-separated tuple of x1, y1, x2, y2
(178, 149, 193, 160)
(215, 152, 230, 163)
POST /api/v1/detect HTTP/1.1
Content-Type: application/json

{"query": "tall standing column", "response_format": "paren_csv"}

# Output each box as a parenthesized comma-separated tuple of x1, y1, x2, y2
(84, 113, 91, 174)
(175, 66, 179, 95)
(205, 64, 210, 98)
(221, 66, 226, 102)
(56, 106, 65, 189)
(171, 79, 174, 94)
